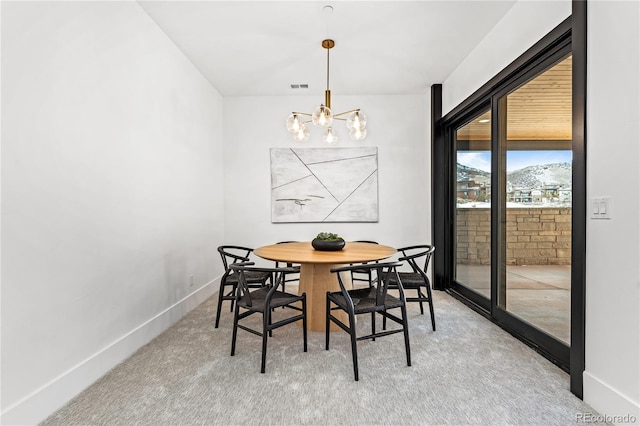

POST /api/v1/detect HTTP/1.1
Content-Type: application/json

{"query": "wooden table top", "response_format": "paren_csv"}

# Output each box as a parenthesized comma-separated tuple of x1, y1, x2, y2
(254, 241, 397, 264)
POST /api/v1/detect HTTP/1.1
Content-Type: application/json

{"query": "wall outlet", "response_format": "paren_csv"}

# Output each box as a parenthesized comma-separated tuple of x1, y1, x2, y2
(189, 275, 194, 287)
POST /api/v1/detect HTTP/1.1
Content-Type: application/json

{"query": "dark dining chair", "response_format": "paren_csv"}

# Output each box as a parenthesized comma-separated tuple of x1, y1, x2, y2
(230, 263, 307, 373)
(349, 240, 379, 288)
(215, 245, 271, 328)
(388, 245, 436, 331)
(326, 262, 411, 381)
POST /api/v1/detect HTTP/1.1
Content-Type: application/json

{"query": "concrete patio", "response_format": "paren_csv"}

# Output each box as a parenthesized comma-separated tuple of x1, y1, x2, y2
(455, 264, 571, 344)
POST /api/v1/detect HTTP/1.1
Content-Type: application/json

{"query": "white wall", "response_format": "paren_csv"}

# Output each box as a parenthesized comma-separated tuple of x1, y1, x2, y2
(223, 94, 431, 250)
(0, 2, 225, 424)
(583, 1, 640, 422)
(442, 0, 640, 423)
(442, 0, 571, 115)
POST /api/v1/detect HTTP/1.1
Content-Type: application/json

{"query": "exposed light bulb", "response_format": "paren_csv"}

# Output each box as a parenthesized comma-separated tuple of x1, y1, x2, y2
(324, 126, 338, 144)
(312, 105, 332, 127)
(347, 110, 367, 132)
(286, 113, 303, 133)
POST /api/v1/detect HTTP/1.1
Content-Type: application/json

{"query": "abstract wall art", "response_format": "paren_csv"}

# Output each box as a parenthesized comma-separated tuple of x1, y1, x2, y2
(270, 147, 379, 223)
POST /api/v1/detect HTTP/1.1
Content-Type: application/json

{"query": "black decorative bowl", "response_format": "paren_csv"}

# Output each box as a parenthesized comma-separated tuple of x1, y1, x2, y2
(312, 238, 345, 251)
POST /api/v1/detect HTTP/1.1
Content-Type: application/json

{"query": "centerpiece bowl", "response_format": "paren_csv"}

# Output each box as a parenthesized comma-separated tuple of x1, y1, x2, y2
(312, 232, 345, 251)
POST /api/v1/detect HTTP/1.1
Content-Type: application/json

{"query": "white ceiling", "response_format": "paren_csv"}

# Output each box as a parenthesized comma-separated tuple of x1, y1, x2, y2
(138, 1, 517, 97)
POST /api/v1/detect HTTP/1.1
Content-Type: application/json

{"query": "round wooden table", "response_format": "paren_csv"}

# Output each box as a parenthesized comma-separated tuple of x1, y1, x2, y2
(254, 241, 397, 332)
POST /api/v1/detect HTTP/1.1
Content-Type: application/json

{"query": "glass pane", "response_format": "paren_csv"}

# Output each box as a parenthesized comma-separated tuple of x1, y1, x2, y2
(501, 55, 572, 344)
(455, 109, 491, 298)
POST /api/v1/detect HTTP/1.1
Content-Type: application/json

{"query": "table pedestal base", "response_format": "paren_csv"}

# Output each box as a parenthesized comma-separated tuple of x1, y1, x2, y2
(298, 263, 352, 332)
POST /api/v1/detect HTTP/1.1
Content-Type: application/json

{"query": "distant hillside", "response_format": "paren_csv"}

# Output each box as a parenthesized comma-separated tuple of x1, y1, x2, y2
(457, 162, 572, 189)
(507, 162, 571, 188)
(457, 163, 490, 185)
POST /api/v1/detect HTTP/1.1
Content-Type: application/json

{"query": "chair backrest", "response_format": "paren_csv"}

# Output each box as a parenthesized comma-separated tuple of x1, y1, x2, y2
(331, 262, 406, 307)
(218, 245, 254, 271)
(397, 245, 435, 275)
(230, 263, 298, 308)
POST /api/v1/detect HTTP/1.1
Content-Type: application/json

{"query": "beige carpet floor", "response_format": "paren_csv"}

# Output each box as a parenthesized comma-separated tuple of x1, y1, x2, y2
(41, 289, 604, 425)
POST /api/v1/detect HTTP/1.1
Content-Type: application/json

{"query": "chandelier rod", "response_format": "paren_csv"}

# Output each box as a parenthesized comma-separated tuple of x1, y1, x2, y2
(326, 44, 330, 92)
(322, 39, 335, 110)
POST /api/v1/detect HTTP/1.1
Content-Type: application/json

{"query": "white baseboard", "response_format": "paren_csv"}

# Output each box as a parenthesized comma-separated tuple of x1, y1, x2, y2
(583, 371, 640, 425)
(0, 279, 219, 426)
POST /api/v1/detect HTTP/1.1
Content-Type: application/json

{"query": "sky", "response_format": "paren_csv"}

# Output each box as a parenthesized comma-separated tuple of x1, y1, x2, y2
(457, 150, 572, 172)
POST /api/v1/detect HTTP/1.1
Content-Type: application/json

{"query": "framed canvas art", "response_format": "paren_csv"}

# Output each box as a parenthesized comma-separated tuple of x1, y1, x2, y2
(270, 147, 379, 223)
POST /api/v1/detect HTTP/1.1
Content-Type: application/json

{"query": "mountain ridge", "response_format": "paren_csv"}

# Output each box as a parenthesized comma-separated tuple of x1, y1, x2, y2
(457, 162, 572, 189)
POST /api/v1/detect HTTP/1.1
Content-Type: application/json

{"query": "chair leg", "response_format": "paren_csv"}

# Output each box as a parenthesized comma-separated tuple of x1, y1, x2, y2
(227, 284, 237, 313)
(371, 311, 376, 341)
(267, 309, 273, 337)
(417, 288, 425, 315)
(215, 284, 227, 328)
(324, 292, 331, 351)
(425, 285, 436, 331)
(230, 304, 240, 356)
(348, 313, 359, 381)
(302, 296, 308, 352)
(261, 315, 269, 374)
(401, 304, 412, 367)
(325, 293, 331, 350)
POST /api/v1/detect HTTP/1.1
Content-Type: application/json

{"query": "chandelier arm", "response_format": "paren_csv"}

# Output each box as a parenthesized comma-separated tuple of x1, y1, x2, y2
(291, 112, 313, 117)
(333, 109, 362, 117)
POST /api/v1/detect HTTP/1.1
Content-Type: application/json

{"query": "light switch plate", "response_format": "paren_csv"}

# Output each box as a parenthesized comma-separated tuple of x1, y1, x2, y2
(590, 196, 611, 219)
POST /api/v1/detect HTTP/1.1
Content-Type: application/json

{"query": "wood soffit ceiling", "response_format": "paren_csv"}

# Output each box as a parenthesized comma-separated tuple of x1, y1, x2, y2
(457, 55, 572, 142)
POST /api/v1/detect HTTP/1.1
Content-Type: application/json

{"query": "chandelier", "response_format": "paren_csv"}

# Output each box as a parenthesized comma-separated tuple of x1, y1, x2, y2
(286, 39, 367, 143)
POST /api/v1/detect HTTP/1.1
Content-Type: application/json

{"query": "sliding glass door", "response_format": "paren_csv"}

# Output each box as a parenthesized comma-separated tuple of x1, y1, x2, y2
(497, 55, 573, 345)
(434, 12, 586, 394)
(450, 48, 573, 366)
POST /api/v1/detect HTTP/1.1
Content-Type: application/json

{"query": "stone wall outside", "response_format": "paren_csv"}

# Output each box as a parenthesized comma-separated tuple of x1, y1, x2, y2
(456, 207, 572, 265)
